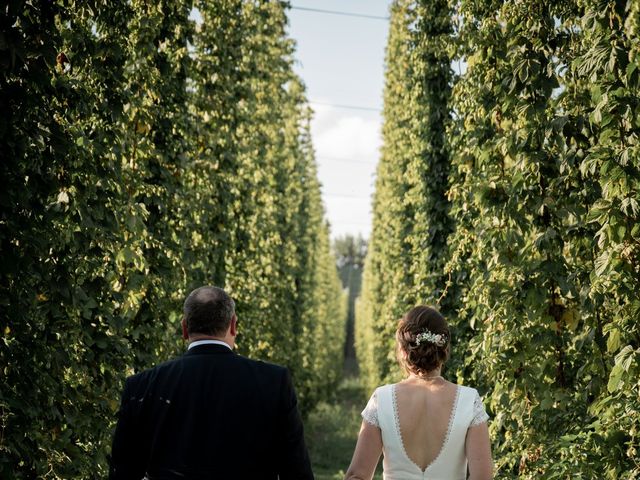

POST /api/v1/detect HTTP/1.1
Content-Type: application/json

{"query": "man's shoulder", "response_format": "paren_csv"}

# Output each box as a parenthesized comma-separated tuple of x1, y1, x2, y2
(235, 354, 289, 377)
(125, 353, 288, 382)
(124, 356, 183, 386)
(122, 351, 293, 399)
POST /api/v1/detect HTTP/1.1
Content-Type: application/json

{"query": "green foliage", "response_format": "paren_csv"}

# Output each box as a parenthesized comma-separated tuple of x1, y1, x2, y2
(357, 0, 454, 393)
(357, 0, 639, 477)
(305, 376, 383, 480)
(0, 0, 345, 477)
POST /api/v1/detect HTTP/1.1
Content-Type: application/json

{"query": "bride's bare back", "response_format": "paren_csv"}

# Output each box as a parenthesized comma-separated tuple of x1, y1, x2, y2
(345, 305, 492, 480)
(395, 378, 458, 471)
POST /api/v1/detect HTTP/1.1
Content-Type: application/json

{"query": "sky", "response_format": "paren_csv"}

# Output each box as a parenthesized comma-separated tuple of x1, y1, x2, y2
(286, 1, 392, 240)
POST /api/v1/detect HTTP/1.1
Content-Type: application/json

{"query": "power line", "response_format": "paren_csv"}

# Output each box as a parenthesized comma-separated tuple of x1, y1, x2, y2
(310, 100, 382, 112)
(323, 192, 371, 199)
(329, 221, 372, 226)
(290, 6, 389, 21)
(316, 156, 377, 165)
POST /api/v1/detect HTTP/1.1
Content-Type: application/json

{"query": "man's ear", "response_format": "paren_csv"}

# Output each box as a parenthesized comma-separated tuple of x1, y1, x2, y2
(181, 317, 189, 340)
(229, 314, 238, 337)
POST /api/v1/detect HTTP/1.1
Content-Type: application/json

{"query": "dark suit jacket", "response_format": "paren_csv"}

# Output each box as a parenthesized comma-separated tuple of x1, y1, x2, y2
(109, 343, 314, 480)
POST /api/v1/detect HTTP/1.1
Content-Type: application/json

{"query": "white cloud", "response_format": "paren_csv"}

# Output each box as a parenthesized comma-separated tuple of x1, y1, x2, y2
(307, 103, 381, 239)
(312, 113, 381, 160)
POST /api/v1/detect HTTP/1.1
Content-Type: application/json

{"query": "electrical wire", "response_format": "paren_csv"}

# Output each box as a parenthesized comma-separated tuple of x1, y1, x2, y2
(309, 100, 382, 112)
(316, 156, 377, 165)
(324, 192, 371, 199)
(329, 221, 372, 225)
(290, 6, 389, 21)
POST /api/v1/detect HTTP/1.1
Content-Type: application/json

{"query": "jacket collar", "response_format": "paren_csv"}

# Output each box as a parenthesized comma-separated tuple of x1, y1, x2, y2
(184, 343, 235, 356)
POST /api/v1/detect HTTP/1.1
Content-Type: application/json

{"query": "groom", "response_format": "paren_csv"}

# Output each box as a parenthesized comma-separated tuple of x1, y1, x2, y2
(109, 286, 314, 479)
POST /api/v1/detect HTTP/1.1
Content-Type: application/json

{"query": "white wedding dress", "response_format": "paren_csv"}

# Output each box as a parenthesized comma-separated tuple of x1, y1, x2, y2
(362, 383, 489, 480)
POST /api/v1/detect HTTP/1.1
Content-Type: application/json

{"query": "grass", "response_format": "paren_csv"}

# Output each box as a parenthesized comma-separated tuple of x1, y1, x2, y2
(305, 371, 383, 480)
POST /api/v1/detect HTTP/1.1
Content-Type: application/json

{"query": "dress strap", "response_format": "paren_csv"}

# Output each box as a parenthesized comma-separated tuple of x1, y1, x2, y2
(437, 385, 475, 460)
(375, 384, 395, 434)
(374, 383, 408, 475)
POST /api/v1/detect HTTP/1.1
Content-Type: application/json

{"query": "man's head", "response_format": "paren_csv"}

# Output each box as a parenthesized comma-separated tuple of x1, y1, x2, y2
(182, 286, 237, 344)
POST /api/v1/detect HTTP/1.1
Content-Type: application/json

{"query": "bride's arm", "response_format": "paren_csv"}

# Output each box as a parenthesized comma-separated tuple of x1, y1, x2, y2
(344, 420, 382, 480)
(465, 422, 493, 480)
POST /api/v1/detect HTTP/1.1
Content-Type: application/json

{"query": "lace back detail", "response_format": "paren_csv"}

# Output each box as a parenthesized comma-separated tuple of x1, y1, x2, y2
(391, 383, 461, 473)
(391, 384, 403, 455)
(442, 385, 460, 452)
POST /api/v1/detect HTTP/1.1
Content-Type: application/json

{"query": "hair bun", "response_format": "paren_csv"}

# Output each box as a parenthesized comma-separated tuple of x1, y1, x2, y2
(396, 306, 450, 376)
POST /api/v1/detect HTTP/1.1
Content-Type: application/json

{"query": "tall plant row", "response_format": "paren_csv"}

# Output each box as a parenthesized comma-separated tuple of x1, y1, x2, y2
(356, 0, 454, 391)
(357, 0, 639, 478)
(0, 1, 345, 477)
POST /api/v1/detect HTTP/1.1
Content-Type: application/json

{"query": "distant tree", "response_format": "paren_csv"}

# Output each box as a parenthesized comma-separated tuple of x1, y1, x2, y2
(333, 234, 368, 271)
(332, 234, 368, 371)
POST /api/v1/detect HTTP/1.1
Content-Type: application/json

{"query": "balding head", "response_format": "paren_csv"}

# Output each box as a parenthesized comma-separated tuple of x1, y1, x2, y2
(183, 286, 235, 336)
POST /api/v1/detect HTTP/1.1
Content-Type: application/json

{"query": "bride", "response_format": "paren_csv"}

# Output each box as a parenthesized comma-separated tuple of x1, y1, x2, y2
(345, 306, 493, 480)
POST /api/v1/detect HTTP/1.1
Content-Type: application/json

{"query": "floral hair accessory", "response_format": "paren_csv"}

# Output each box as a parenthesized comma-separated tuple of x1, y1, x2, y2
(415, 328, 447, 347)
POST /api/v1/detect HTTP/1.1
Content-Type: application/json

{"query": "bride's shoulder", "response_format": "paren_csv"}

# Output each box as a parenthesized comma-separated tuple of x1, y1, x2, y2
(455, 384, 491, 425)
(372, 382, 395, 392)
(454, 382, 477, 390)
(451, 382, 482, 397)
(367, 383, 397, 397)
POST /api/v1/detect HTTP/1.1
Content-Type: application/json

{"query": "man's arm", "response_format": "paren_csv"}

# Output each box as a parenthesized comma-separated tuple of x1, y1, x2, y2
(108, 377, 146, 480)
(276, 368, 314, 480)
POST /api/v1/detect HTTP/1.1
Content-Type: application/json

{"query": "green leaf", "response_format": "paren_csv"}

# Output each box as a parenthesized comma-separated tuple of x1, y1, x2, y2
(614, 345, 635, 372)
(606, 328, 621, 353)
(594, 252, 611, 277)
(607, 364, 624, 393)
(56, 191, 70, 204)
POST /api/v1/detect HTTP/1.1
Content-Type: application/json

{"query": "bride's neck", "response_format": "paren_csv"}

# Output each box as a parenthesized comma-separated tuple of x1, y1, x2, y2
(409, 368, 443, 382)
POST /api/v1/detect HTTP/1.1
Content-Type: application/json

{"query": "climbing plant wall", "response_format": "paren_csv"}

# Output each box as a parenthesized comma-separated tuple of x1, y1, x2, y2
(357, 0, 640, 477)
(0, 1, 345, 476)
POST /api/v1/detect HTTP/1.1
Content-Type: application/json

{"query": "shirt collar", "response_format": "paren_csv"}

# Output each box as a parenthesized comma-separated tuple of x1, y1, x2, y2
(187, 339, 232, 351)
